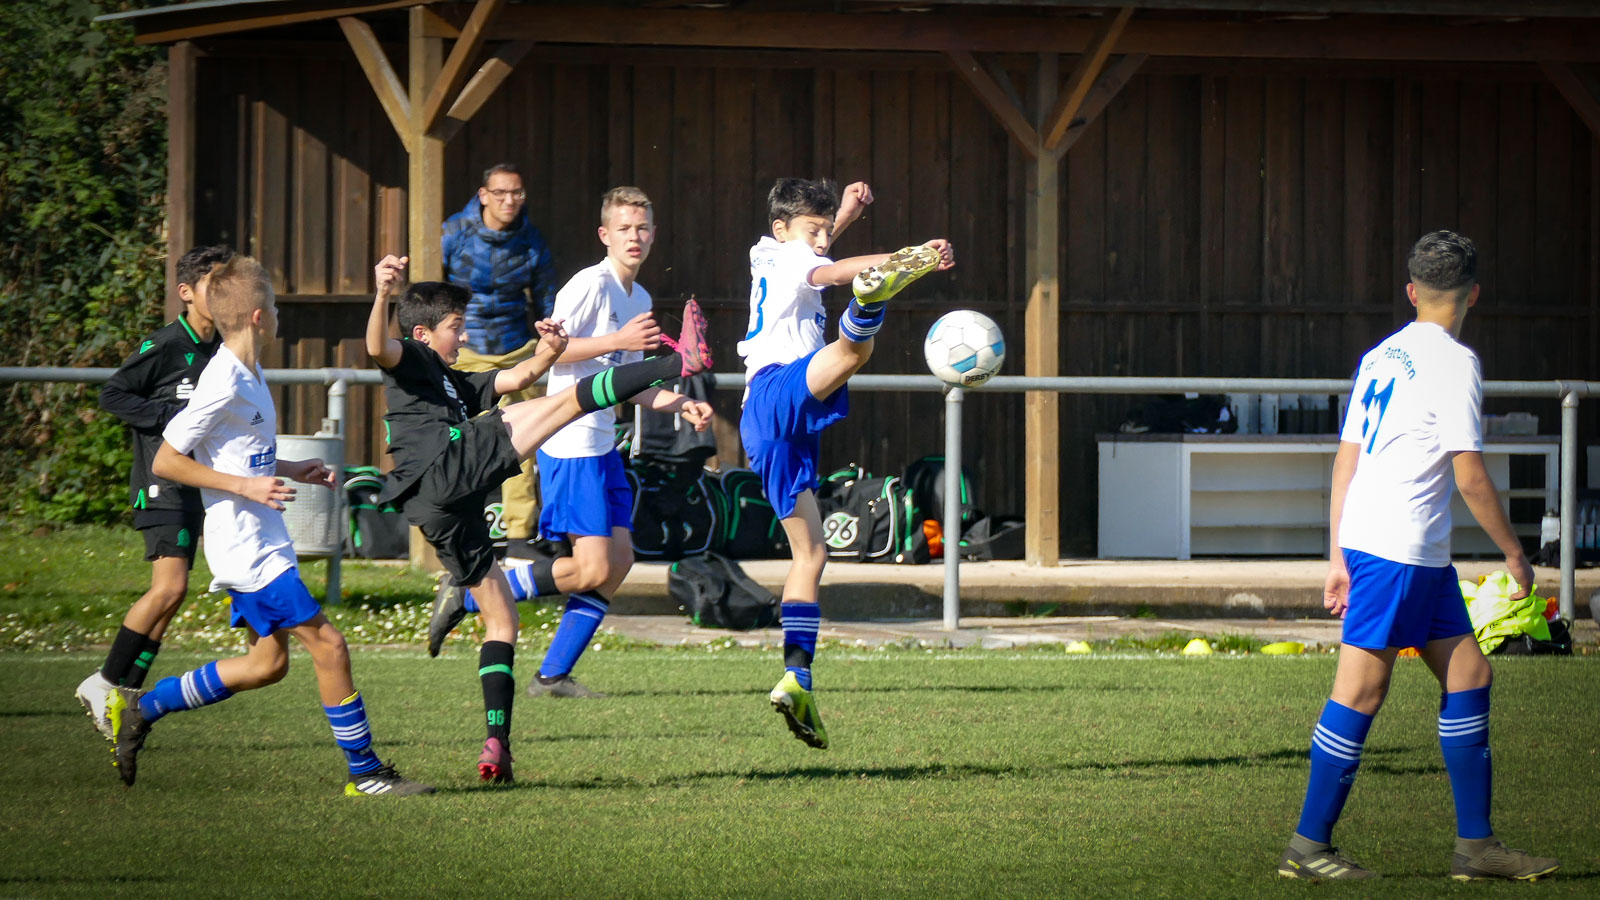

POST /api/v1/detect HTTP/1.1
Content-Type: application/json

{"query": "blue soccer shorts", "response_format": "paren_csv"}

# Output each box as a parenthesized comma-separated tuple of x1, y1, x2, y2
(1341, 548, 1473, 650)
(227, 567, 322, 636)
(738, 348, 849, 520)
(537, 449, 633, 538)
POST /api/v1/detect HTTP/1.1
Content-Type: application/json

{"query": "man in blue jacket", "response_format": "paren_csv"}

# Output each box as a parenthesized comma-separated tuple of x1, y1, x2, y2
(441, 162, 558, 550)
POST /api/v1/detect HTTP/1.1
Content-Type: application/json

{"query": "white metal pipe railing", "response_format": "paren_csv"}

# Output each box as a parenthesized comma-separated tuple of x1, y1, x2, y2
(3, 367, 1595, 623)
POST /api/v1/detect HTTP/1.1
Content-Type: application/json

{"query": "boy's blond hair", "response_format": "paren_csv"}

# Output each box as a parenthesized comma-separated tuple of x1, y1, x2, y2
(206, 256, 272, 337)
(600, 186, 652, 226)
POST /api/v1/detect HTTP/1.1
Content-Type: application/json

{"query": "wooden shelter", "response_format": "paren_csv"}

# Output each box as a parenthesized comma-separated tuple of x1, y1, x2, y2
(106, 0, 1600, 560)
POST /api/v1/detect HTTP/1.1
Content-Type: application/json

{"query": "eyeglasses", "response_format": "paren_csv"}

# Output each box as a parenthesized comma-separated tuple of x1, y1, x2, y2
(485, 189, 526, 201)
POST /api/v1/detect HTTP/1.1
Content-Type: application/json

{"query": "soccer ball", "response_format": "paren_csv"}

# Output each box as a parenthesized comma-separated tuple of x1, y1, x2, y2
(923, 310, 1005, 387)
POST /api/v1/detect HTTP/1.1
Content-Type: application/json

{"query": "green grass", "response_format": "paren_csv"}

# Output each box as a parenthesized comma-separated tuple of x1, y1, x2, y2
(3, 652, 1597, 898)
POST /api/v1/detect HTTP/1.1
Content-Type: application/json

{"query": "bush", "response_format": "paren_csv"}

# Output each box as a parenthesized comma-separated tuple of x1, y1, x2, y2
(0, 0, 166, 525)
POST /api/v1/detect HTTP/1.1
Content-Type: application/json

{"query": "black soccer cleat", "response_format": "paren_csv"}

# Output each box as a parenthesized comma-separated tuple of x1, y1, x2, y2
(345, 762, 437, 797)
(427, 574, 469, 658)
(107, 687, 152, 787)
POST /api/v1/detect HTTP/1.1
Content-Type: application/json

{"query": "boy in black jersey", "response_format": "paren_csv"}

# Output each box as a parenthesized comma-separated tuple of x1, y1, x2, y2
(76, 245, 234, 740)
(366, 254, 705, 783)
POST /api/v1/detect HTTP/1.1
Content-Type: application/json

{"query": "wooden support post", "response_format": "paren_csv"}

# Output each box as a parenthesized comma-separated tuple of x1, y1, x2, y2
(165, 41, 197, 321)
(408, 4, 447, 571)
(1026, 54, 1062, 567)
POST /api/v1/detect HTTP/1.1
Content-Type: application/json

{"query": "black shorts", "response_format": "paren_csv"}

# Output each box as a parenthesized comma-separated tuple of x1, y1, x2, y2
(402, 411, 522, 586)
(134, 509, 203, 567)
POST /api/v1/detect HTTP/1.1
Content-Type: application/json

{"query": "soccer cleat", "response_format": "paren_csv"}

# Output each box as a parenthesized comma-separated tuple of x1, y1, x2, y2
(345, 762, 437, 797)
(657, 297, 712, 377)
(477, 737, 514, 784)
(1277, 843, 1378, 881)
(75, 671, 115, 741)
(769, 671, 828, 750)
(1450, 838, 1560, 881)
(525, 673, 606, 699)
(106, 687, 152, 787)
(851, 245, 942, 305)
(427, 573, 468, 658)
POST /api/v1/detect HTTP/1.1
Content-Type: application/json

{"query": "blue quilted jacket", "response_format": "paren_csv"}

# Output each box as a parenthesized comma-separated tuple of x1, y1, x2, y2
(440, 196, 558, 355)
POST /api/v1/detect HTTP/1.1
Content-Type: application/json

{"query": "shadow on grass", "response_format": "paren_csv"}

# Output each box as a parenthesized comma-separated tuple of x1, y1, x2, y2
(597, 683, 1158, 699)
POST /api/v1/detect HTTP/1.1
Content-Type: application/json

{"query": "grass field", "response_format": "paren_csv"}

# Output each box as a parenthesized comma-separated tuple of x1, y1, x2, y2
(3, 526, 1597, 897)
(4, 651, 1597, 898)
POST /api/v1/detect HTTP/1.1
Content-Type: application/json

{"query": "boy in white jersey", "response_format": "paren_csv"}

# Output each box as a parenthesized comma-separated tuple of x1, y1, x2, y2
(105, 256, 432, 797)
(427, 187, 713, 696)
(738, 177, 953, 749)
(1278, 232, 1557, 882)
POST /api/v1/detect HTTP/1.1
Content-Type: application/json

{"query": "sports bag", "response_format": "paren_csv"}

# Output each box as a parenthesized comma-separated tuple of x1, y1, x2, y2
(716, 468, 789, 559)
(815, 465, 928, 564)
(903, 455, 979, 532)
(629, 372, 718, 467)
(960, 515, 1026, 561)
(627, 460, 720, 561)
(343, 467, 408, 559)
(668, 551, 780, 630)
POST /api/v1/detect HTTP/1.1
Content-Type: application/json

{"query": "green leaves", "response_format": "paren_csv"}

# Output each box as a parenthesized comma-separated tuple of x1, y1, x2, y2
(0, 1, 165, 525)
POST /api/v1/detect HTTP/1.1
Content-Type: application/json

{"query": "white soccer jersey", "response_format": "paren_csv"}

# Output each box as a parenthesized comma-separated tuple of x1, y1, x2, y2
(736, 235, 832, 378)
(162, 345, 297, 593)
(1338, 321, 1484, 566)
(542, 258, 651, 458)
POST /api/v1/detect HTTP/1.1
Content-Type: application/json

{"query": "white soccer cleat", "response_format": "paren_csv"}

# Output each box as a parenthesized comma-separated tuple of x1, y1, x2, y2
(74, 671, 115, 741)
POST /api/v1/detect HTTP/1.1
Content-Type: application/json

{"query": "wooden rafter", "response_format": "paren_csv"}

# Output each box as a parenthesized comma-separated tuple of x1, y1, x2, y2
(1052, 53, 1148, 156)
(1043, 6, 1133, 152)
(338, 16, 411, 150)
(420, 0, 506, 136)
(944, 49, 1039, 159)
(1541, 62, 1600, 140)
(434, 39, 535, 142)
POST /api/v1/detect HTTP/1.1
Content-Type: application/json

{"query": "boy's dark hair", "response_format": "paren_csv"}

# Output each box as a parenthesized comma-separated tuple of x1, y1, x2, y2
(175, 244, 235, 289)
(768, 177, 838, 224)
(482, 162, 520, 185)
(1407, 230, 1477, 295)
(398, 281, 469, 336)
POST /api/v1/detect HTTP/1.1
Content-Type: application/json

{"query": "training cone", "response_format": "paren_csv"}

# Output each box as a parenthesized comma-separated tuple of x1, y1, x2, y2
(1063, 640, 1092, 654)
(1260, 641, 1305, 655)
(1182, 637, 1214, 656)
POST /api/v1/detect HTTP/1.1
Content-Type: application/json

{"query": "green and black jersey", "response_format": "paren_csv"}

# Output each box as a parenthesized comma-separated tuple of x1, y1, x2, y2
(376, 338, 500, 504)
(99, 315, 222, 515)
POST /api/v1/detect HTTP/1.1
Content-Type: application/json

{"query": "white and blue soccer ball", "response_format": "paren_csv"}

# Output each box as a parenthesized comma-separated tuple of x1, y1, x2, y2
(923, 310, 1005, 387)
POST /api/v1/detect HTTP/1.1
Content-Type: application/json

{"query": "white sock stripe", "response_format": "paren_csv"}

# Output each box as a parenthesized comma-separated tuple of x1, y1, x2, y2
(331, 723, 371, 739)
(1313, 724, 1364, 754)
(1312, 733, 1362, 762)
(180, 671, 202, 708)
(785, 625, 821, 636)
(1438, 713, 1489, 727)
(1438, 725, 1489, 738)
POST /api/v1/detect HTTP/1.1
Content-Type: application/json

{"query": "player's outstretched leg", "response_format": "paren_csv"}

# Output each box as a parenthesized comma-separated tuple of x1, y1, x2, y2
(500, 349, 692, 459)
(851, 245, 942, 305)
(657, 297, 712, 376)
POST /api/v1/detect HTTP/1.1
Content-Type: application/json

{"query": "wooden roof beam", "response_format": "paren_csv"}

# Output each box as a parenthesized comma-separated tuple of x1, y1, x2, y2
(421, 5, 1600, 62)
(131, 0, 430, 45)
(1050, 53, 1147, 157)
(944, 49, 1040, 159)
(420, 0, 506, 136)
(1043, 5, 1133, 153)
(338, 15, 411, 151)
(1541, 62, 1600, 140)
(433, 39, 535, 142)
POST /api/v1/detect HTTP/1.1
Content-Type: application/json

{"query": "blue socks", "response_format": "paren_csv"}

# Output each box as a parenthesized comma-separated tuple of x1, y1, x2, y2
(782, 602, 820, 691)
(323, 691, 381, 776)
(1294, 700, 1372, 844)
(840, 299, 886, 343)
(1439, 686, 1493, 839)
(539, 592, 609, 679)
(463, 565, 540, 613)
(139, 660, 232, 723)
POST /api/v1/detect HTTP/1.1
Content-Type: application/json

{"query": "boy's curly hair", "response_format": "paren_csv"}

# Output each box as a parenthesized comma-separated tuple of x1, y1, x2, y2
(398, 282, 469, 337)
(768, 177, 839, 224)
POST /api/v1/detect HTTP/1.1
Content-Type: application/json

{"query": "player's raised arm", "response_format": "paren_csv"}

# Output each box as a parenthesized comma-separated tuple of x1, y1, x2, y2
(366, 255, 408, 368)
(830, 181, 873, 243)
(496, 318, 569, 394)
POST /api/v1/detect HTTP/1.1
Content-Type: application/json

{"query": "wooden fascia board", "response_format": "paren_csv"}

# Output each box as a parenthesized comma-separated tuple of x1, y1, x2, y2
(420, 0, 506, 136)
(338, 15, 411, 150)
(133, 0, 430, 45)
(1043, 5, 1133, 152)
(422, 5, 1600, 62)
(944, 49, 1040, 159)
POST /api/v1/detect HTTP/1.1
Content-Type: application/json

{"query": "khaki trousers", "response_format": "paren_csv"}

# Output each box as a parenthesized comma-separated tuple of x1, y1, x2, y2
(454, 339, 544, 541)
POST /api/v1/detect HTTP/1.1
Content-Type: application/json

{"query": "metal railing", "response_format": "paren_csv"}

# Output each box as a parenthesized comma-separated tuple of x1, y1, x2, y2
(4, 367, 1595, 626)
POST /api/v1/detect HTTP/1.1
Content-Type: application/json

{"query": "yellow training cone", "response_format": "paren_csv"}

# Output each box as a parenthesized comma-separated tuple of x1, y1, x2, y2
(1260, 641, 1305, 655)
(1182, 637, 1214, 656)
(1063, 640, 1092, 654)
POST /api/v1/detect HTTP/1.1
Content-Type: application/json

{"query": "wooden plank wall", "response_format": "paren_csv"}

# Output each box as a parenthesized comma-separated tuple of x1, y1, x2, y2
(191, 47, 1597, 555)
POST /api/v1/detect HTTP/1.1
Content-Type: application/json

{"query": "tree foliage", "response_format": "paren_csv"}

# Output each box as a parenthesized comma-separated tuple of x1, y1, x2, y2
(0, 0, 167, 524)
